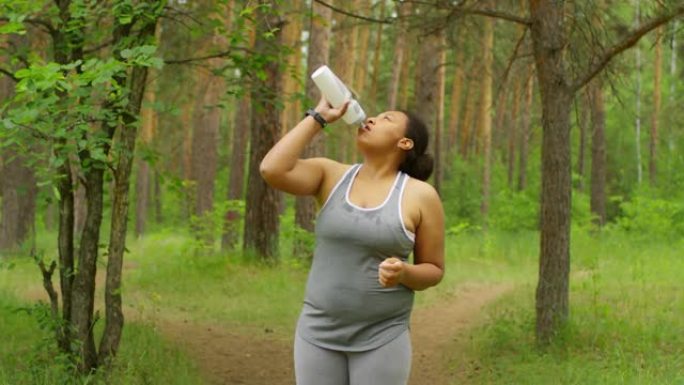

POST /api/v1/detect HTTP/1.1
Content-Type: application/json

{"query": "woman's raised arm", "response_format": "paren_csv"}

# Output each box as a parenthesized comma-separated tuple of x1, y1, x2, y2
(260, 97, 348, 196)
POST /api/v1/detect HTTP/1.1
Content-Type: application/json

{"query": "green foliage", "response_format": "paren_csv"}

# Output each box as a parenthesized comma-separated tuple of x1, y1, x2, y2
(489, 189, 538, 231)
(0, 293, 203, 385)
(613, 195, 684, 239)
(460, 231, 684, 385)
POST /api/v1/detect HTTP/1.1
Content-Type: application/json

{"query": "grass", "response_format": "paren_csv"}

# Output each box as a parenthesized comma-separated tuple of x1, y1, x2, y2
(0, 291, 204, 385)
(454, 229, 684, 385)
(1, 226, 682, 384)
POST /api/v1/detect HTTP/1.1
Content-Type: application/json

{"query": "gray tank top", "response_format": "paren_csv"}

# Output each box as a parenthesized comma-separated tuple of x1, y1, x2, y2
(296, 164, 416, 352)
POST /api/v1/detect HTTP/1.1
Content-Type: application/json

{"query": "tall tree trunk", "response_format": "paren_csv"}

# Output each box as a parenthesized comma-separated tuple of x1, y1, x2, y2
(434, 32, 446, 193)
(507, 76, 523, 189)
(222, 20, 256, 252)
(99, 15, 159, 364)
(414, 26, 443, 191)
(135, 66, 158, 238)
(480, 16, 494, 219)
(649, 26, 663, 185)
(330, 2, 358, 163)
(190, 68, 221, 242)
(667, 20, 677, 156)
(575, 90, 589, 191)
(517, 65, 534, 191)
(293, 0, 333, 258)
(280, 1, 304, 134)
(447, 32, 465, 157)
(589, 79, 606, 226)
(459, 75, 477, 159)
(222, 98, 250, 251)
(634, 0, 643, 185)
(529, 0, 573, 344)
(243, 1, 283, 262)
(0, 148, 36, 250)
(369, 0, 386, 108)
(0, 73, 36, 251)
(387, 3, 409, 110)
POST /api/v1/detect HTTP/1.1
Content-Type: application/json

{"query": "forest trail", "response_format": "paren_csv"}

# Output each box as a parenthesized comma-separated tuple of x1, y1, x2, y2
(161, 283, 514, 385)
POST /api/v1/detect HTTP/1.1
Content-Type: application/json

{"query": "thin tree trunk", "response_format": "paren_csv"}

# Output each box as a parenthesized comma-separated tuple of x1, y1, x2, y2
(589, 79, 607, 226)
(135, 66, 158, 238)
(243, 1, 283, 262)
(190, 69, 221, 240)
(480, 16, 494, 219)
(507, 76, 522, 189)
(222, 97, 250, 251)
(99, 16, 158, 363)
(293, 0, 332, 258)
(575, 90, 589, 191)
(667, 20, 677, 155)
(369, 0, 386, 108)
(387, 3, 409, 110)
(649, 26, 663, 185)
(460, 76, 477, 159)
(447, 32, 465, 156)
(634, 0, 643, 185)
(518, 65, 534, 191)
(434, 32, 446, 193)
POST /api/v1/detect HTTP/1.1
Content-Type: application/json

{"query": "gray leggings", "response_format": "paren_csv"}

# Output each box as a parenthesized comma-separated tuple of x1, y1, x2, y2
(294, 330, 412, 385)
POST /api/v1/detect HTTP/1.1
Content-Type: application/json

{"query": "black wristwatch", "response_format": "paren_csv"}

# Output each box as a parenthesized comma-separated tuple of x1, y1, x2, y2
(305, 108, 327, 128)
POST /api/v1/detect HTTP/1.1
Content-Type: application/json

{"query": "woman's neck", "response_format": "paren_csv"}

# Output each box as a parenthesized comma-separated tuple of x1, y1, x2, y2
(359, 155, 400, 180)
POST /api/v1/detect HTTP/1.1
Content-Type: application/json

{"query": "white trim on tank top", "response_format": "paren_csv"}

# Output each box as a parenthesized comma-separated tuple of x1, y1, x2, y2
(318, 164, 360, 213)
(345, 164, 402, 211)
(398, 176, 416, 242)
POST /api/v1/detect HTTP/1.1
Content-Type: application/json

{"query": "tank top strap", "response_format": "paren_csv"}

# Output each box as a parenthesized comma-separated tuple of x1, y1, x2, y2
(319, 163, 361, 212)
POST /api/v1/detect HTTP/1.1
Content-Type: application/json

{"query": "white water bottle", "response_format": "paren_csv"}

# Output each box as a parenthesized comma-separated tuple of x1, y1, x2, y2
(311, 65, 367, 126)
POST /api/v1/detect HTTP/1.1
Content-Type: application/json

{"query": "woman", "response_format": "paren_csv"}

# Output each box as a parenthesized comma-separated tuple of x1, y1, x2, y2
(260, 96, 445, 385)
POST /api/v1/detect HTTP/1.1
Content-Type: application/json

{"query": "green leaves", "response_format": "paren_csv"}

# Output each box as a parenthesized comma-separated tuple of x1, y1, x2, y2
(120, 45, 164, 69)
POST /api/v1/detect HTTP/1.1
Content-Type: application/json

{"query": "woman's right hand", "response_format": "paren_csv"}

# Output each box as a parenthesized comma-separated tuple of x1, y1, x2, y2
(315, 96, 350, 124)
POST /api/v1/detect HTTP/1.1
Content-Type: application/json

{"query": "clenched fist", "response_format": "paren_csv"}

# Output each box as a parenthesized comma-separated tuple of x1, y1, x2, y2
(378, 257, 406, 288)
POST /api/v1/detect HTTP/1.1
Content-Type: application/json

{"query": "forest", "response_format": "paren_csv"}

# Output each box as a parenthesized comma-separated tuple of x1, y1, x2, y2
(1, 0, 683, 384)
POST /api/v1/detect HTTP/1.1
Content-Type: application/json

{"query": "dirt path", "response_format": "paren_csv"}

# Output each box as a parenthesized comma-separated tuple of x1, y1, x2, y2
(161, 283, 514, 385)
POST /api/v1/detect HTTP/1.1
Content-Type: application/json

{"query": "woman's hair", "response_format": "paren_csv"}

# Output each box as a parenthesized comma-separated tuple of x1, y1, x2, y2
(398, 111, 434, 181)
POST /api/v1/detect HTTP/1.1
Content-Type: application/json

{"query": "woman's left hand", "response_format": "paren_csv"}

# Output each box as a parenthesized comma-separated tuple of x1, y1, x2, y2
(378, 257, 406, 287)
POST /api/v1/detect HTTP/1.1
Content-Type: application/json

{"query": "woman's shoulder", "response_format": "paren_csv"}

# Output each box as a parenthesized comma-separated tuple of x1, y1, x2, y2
(404, 176, 440, 201)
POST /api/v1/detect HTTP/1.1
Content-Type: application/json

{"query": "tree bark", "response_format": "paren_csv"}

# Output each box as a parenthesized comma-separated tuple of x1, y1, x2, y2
(589, 79, 606, 227)
(222, 97, 250, 251)
(529, 0, 572, 344)
(413, 26, 443, 190)
(99, 12, 160, 365)
(190, 68, 221, 239)
(293, 0, 333, 258)
(480, 15, 494, 219)
(387, 3, 409, 110)
(517, 65, 534, 191)
(447, 32, 465, 157)
(649, 26, 663, 185)
(135, 65, 159, 238)
(507, 76, 522, 189)
(243, 1, 283, 262)
(634, 0, 643, 185)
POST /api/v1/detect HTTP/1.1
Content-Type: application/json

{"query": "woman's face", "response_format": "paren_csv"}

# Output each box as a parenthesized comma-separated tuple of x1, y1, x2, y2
(356, 111, 411, 153)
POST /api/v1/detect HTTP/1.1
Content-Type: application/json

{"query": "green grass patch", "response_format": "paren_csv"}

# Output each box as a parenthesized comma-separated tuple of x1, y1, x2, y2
(454, 230, 684, 385)
(0, 292, 205, 385)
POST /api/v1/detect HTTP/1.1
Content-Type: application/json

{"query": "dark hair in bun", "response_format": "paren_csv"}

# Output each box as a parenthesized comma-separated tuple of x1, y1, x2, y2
(398, 111, 433, 181)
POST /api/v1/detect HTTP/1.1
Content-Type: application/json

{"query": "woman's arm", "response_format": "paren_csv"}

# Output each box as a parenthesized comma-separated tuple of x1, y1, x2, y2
(260, 97, 348, 196)
(379, 182, 445, 291)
